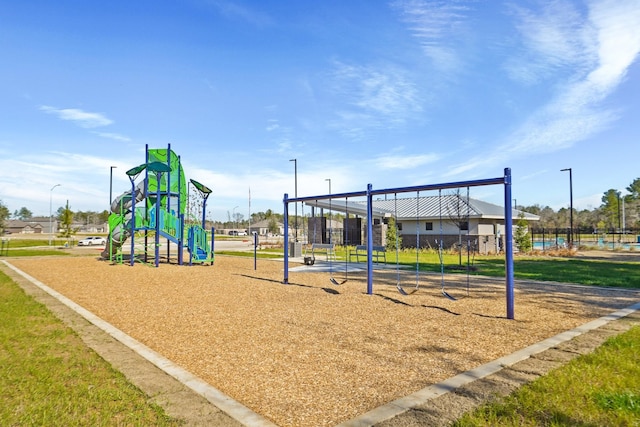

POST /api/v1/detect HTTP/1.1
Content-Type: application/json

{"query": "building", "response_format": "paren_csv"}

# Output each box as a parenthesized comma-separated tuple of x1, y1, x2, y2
(304, 194, 539, 254)
(246, 219, 286, 236)
(4, 218, 51, 234)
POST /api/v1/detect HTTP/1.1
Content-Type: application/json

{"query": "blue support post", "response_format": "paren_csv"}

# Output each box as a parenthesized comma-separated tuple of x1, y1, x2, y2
(129, 177, 136, 266)
(154, 171, 161, 268)
(283, 194, 289, 284)
(178, 214, 184, 265)
(504, 168, 515, 320)
(211, 227, 216, 265)
(366, 183, 374, 295)
(253, 232, 258, 270)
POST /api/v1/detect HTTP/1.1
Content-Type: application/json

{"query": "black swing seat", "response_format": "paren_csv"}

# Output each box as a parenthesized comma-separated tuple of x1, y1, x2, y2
(330, 277, 346, 286)
(396, 285, 418, 296)
(441, 290, 457, 300)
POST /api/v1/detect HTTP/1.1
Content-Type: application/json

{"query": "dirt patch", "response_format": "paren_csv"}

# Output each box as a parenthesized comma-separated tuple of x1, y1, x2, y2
(574, 249, 640, 263)
(4, 255, 640, 426)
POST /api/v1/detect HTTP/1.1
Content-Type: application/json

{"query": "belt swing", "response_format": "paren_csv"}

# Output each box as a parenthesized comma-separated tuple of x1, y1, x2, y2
(396, 191, 421, 296)
(330, 196, 349, 285)
(438, 189, 457, 301)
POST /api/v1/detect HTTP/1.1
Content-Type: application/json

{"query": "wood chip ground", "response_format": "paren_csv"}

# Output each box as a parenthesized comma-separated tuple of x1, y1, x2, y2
(7, 255, 640, 427)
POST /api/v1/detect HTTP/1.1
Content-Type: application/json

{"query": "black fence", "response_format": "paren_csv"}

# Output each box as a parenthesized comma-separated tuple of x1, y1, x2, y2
(530, 227, 640, 250)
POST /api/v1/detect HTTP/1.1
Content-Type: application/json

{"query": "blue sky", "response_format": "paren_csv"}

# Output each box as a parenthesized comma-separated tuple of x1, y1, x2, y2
(1, 0, 639, 222)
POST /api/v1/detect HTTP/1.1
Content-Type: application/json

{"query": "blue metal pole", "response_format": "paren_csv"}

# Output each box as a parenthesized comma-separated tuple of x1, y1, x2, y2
(166, 146, 172, 264)
(202, 195, 208, 229)
(283, 193, 289, 284)
(211, 227, 216, 265)
(504, 168, 515, 320)
(130, 177, 136, 266)
(178, 213, 184, 265)
(144, 144, 149, 264)
(366, 183, 373, 295)
(154, 171, 161, 268)
(253, 232, 258, 270)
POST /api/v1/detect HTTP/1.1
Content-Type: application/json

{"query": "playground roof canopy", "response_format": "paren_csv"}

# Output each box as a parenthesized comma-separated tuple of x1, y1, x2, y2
(304, 195, 539, 221)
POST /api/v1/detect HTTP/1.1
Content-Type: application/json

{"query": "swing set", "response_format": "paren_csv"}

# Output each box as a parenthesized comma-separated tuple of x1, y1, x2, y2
(283, 168, 516, 320)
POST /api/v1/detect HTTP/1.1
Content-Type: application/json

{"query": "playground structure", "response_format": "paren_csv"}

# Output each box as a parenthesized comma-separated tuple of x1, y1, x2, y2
(283, 168, 516, 319)
(102, 144, 214, 267)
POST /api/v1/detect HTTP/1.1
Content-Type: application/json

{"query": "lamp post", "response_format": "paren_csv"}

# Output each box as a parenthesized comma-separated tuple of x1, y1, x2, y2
(622, 193, 626, 236)
(560, 168, 573, 249)
(325, 178, 331, 244)
(49, 184, 61, 246)
(233, 205, 239, 233)
(617, 191, 622, 243)
(109, 166, 117, 207)
(289, 159, 298, 242)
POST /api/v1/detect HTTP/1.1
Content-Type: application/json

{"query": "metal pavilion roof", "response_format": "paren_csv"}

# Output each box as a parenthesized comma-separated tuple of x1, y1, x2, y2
(304, 194, 539, 221)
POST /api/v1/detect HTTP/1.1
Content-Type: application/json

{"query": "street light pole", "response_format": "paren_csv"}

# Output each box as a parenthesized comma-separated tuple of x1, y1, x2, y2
(49, 184, 61, 246)
(617, 191, 622, 242)
(325, 178, 331, 244)
(289, 159, 298, 242)
(109, 166, 117, 208)
(560, 168, 573, 248)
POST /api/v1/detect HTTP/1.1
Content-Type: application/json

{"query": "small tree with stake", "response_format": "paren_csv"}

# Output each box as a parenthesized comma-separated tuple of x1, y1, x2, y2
(514, 212, 532, 253)
(58, 200, 76, 243)
(386, 215, 402, 253)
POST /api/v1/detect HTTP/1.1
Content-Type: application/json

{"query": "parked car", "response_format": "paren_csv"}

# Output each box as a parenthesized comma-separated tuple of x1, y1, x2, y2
(78, 236, 106, 246)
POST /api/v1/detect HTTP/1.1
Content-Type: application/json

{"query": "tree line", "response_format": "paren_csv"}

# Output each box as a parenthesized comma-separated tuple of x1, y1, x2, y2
(520, 178, 640, 232)
(2, 177, 640, 234)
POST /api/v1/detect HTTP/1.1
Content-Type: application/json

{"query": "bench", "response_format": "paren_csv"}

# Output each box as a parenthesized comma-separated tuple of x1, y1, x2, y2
(310, 243, 336, 261)
(349, 245, 387, 264)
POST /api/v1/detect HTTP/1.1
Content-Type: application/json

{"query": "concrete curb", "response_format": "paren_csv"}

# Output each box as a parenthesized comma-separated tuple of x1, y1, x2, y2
(337, 302, 640, 426)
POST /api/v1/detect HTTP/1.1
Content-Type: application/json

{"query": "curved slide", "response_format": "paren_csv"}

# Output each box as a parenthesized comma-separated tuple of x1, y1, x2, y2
(101, 181, 146, 259)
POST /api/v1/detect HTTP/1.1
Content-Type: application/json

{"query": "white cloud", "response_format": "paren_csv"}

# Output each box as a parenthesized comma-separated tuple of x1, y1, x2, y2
(504, 1, 594, 84)
(39, 105, 113, 128)
(266, 119, 280, 132)
(447, 0, 640, 176)
(0, 151, 137, 215)
(328, 61, 423, 137)
(374, 153, 439, 170)
(208, 0, 273, 27)
(392, 0, 472, 72)
(92, 132, 131, 142)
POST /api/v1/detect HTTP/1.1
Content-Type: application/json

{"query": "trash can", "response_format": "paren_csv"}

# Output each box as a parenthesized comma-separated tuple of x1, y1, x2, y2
(289, 242, 303, 258)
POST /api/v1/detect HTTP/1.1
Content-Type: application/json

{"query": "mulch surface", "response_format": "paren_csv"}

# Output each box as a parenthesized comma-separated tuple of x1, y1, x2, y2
(6, 255, 640, 426)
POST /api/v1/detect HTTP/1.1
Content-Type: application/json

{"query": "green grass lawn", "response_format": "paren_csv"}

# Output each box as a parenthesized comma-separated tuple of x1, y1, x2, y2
(0, 271, 179, 426)
(454, 325, 640, 426)
(472, 257, 640, 288)
(263, 246, 640, 289)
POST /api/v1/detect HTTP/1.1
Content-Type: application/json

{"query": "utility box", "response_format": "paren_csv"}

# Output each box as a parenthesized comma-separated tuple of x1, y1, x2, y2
(289, 242, 303, 258)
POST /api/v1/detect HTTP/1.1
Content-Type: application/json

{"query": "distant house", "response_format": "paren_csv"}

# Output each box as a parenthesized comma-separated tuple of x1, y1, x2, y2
(73, 222, 108, 233)
(3, 215, 109, 236)
(5, 219, 47, 234)
(247, 219, 286, 236)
